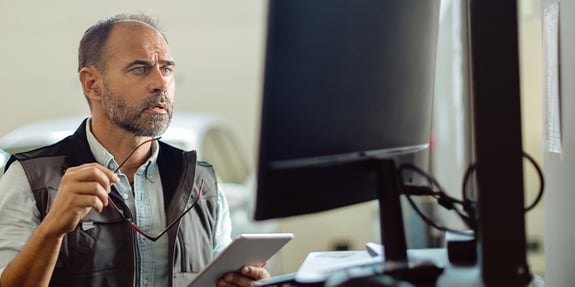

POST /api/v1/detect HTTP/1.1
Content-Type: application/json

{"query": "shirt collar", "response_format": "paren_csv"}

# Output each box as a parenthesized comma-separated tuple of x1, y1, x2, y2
(85, 118, 160, 179)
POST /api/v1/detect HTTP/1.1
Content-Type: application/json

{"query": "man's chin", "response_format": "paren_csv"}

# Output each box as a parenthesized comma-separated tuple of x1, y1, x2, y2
(124, 112, 168, 135)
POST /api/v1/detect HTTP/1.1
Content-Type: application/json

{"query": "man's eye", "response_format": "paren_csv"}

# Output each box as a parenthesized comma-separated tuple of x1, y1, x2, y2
(133, 67, 147, 74)
(161, 67, 173, 75)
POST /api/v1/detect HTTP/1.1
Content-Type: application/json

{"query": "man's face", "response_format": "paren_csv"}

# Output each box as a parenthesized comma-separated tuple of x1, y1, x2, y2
(99, 21, 176, 137)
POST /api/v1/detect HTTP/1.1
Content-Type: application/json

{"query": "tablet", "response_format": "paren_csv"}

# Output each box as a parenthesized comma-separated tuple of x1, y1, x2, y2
(187, 233, 294, 287)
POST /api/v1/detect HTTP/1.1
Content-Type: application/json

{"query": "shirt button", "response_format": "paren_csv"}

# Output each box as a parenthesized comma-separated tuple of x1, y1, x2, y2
(122, 193, 129, 199)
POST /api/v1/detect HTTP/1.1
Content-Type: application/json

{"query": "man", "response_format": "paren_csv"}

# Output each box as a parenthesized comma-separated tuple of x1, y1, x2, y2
(0, 13, 269, 287)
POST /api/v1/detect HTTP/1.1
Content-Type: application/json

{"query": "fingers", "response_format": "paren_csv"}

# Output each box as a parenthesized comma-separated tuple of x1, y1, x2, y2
(217, 265, 270, 287)
(66, 163, 120, 189)
(241, 265, 270, 280)
(42, 163, 120, 236)
(63, 164, 119, 208)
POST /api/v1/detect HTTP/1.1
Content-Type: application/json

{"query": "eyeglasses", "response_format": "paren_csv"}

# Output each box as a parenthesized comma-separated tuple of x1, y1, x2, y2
(107, 137, 204, 241)
(108, 180, 203, 241)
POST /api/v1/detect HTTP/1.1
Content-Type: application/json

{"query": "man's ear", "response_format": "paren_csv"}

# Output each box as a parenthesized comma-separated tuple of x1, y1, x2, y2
(79, 66, 102, 100)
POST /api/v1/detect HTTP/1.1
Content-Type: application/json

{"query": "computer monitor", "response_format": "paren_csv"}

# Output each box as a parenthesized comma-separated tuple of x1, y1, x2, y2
(254, 0, 441, 262)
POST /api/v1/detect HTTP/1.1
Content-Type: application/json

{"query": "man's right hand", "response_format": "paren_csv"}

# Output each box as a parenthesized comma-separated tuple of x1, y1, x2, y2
(42, 163, 119, 237)
(0, 162, 120, 287)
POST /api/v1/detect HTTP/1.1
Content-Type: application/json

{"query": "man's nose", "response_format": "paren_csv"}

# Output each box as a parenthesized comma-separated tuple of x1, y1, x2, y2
(148, 66, 170, 93)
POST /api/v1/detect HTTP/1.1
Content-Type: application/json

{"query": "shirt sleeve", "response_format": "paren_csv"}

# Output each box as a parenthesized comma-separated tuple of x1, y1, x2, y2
(0, 161, 41, 277)
(212, 184, 233, 257)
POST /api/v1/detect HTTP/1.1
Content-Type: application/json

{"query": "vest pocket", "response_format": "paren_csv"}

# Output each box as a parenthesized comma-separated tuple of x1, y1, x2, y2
(54, 207, 134, 281)
(174, 228, 212, 274)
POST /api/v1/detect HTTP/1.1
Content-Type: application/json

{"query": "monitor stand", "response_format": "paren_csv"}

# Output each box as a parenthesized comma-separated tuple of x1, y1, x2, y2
(326, 159, 443, 287)
(376, 159, 443, 285)
(374, 159, 408, 263)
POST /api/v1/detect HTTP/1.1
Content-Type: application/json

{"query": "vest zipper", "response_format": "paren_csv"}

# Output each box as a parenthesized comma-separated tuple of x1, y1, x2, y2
(169, 177, 197, 276)
(178, 231, 186, 272)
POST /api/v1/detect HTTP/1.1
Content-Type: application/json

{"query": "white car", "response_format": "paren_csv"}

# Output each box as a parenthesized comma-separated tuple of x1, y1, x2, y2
(0, 113, 274, 236)
(0, 149, 8, 174)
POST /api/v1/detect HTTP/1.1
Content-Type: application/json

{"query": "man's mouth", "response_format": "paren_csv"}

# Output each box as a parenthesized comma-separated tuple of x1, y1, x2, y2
(148, 102, 167, 113)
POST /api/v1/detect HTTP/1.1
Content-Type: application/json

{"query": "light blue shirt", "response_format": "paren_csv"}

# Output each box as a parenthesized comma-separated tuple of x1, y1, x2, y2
(0, 121, 232, 286)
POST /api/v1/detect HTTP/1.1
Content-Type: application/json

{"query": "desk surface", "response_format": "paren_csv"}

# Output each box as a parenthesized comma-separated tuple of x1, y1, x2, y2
(283, 248, 544, 287)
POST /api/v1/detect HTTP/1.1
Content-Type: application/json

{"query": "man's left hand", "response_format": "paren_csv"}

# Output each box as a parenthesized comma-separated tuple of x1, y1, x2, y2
(217, 263, 269, 287)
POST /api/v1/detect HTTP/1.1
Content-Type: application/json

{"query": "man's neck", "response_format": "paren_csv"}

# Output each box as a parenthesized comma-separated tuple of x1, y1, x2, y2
(88, 117, 155, 179)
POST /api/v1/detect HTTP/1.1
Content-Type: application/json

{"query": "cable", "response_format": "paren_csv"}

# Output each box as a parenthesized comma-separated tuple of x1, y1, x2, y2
(461, 151, 545, 212)
(522, 152, 545, 212)
(402, 187, 473, 236)
(398, 150, 545, 241)
(398, 163, 476, 235)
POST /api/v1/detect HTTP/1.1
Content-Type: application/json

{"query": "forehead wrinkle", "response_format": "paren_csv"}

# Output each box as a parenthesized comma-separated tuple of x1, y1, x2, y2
(106, 23, 174, 68)
(152, 52, 176, 66)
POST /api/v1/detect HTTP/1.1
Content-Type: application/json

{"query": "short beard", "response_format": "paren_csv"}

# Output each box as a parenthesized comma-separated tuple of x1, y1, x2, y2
(102, 83, 173, 137)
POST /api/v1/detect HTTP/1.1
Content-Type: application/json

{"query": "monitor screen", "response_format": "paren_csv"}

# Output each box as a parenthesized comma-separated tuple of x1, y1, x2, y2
(255, 0, 441, 220)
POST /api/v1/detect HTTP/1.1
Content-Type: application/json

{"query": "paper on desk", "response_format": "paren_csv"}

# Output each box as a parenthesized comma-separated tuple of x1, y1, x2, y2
(295, 245, 449, 284)
(294, 250, 382, 283)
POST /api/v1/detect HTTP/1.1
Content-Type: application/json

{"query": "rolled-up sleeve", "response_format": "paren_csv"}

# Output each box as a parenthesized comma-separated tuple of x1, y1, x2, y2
(0, 161, 41, 277)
